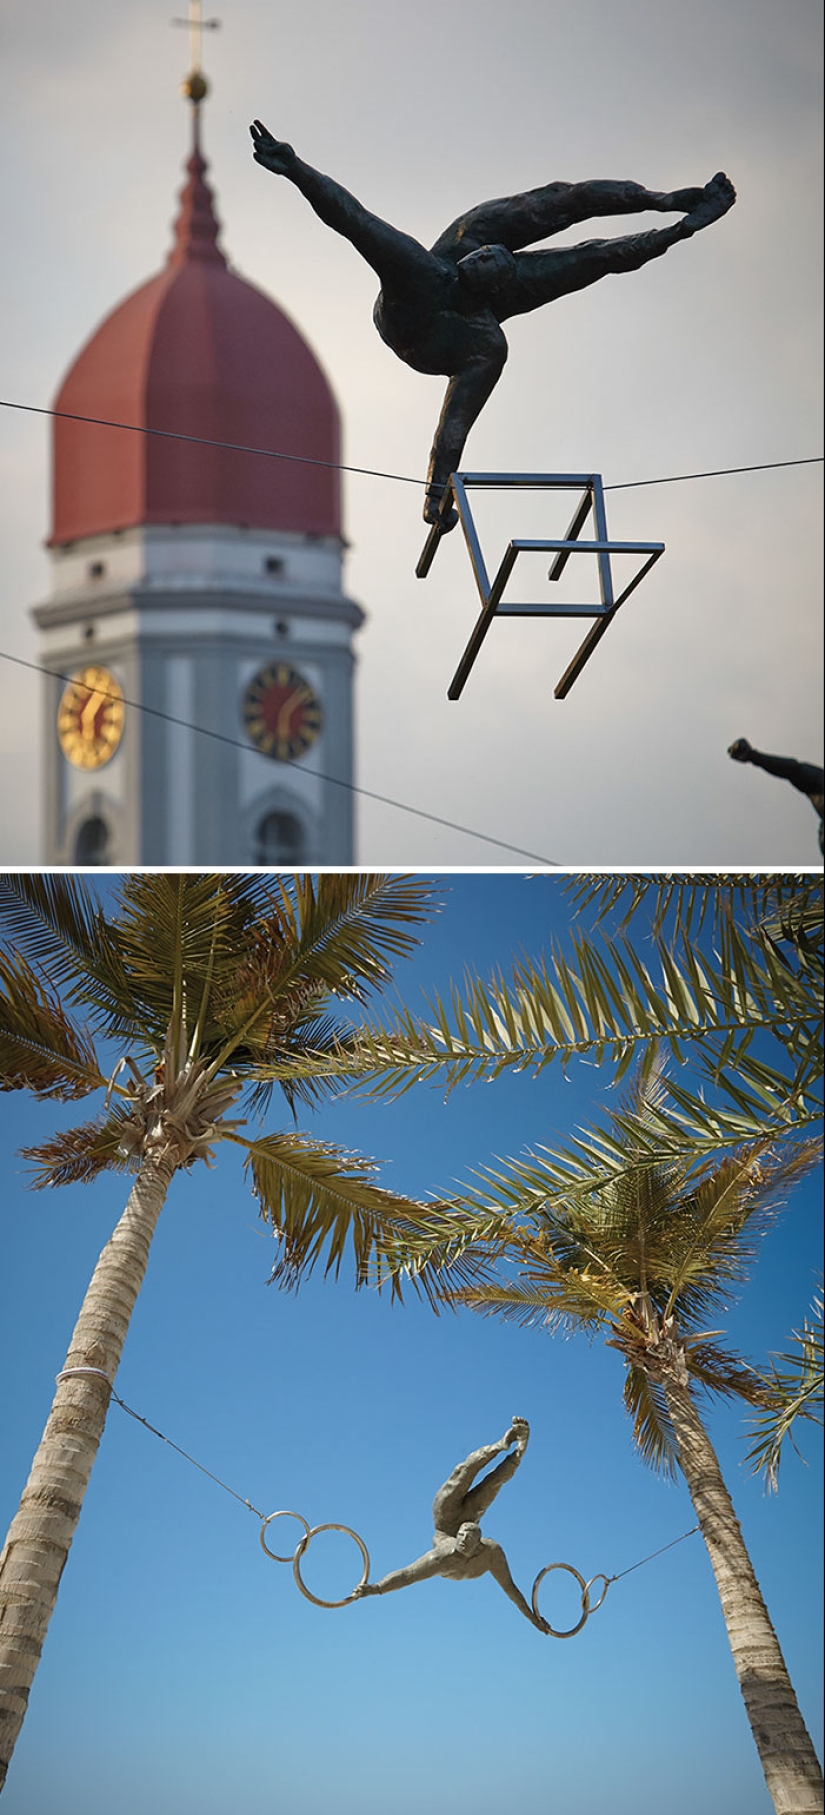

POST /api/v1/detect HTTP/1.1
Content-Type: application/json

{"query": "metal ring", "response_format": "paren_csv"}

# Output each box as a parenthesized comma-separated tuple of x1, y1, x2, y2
(292, 1522, 371, 1609)
(584, 1573, 611, 1615)
(259, 1510, 311, 1563)
(532, 1562, 592, 1639)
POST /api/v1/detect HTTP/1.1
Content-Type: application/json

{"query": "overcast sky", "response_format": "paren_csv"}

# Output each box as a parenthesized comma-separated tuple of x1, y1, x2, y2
(0, 0, 822, 865)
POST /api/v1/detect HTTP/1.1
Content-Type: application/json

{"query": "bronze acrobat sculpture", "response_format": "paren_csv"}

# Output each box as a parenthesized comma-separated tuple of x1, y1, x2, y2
(250, 122, 736, 526)
(352, 1416, 549, 1632)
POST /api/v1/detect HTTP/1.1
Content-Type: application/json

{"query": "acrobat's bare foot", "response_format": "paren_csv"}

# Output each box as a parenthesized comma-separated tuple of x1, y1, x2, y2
(728, 737, 754, 762)
(504, 1416, 530, 1450)
(351, 1582, 379, 1599)
(682, 172, 736, 234)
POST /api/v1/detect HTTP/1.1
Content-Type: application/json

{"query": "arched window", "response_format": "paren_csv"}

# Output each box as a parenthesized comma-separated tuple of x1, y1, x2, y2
(74, 816, 110, 865)
(255, 810, 305, 865)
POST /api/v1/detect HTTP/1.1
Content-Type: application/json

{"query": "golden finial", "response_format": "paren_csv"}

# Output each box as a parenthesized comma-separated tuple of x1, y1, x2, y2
(172, 0, 221, 104)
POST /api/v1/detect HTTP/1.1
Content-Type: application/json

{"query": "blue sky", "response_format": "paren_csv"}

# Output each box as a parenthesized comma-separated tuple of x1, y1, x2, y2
(0, 873, 822, 1814)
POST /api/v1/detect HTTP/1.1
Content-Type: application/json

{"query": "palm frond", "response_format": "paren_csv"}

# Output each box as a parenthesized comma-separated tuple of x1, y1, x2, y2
(341, 905, 822, 1132)
(110, 874, 265, 1049)
(385, 1052, 821, 1434)
(272, 872, 442, 1001)
(0, 873, 117, 997)
(94, 874, 438, 1079)
(22, 1110, 145, 1186)
(622, 1364, 679, 1476)
(459, 1262, 626, 1334)
(0, 949, 104, 1099)
(458, 1087, 821, 1226)
(661, 1141, 824, 1323)
(234, 1130, 498, 1307)
(745, 1288, 824, 1490)
(562, 873, 821, 942)
(434, 1103, 821, 1343)
(241, 1007, 355, 1119)
(454, 1277, 585, 1333)
(677, 1333, 768, 1406)
(0, 873, 150, 1046)
(0, 873, 246, 1051)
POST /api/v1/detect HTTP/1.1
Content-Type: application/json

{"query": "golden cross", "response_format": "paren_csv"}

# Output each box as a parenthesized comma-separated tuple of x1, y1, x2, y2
(172, 0, 220, 74)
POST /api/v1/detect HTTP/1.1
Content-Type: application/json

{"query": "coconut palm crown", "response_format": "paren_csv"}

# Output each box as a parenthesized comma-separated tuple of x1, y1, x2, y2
(0, 871, 486, 1286)
(449, 1059, 821, 1469)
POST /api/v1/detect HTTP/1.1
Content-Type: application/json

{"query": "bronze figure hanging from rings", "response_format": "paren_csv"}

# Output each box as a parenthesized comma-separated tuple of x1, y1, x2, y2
(59, 1378, 695, 1640)
(258, 1419, 684, 1638)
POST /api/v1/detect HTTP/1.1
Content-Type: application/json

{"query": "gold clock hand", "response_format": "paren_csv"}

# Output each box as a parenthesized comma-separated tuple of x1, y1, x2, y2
(79, 690, 105, 739)
(276, 695, 298, 739)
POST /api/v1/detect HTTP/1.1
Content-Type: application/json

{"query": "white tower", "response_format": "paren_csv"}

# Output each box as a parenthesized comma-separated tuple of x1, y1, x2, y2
(33, 73, 363, 865)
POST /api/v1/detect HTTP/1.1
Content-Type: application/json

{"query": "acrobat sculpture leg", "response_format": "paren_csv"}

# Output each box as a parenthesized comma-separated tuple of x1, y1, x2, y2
(498, 206, 729, 318)
(431, 1428, 527, 1533)
(431, 177, 710, 262)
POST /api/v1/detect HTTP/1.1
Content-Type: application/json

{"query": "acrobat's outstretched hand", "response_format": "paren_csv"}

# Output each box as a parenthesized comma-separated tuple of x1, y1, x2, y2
(250, 120, 296, 176)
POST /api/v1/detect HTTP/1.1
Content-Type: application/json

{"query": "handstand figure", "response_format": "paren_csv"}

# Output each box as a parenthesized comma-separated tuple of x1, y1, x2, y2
(352, 1416, 548, 1631)
(250, 122, 736, 526)
(728, 738, 824, 854)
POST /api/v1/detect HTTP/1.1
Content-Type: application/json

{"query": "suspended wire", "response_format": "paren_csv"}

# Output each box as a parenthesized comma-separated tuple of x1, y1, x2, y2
(607, 1525, 700, 1581)
(0, 398, 422, 490)
(110, 1388, 268, 1521)
(1, 396, 822, 494)
(0, 649, 558, 865)
(55, 1371, 266, 1517)
(604, 459, 822, 491)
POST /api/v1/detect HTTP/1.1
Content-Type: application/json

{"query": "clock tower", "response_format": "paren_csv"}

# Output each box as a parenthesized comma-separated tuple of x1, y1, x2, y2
(32, 63, 363, 865)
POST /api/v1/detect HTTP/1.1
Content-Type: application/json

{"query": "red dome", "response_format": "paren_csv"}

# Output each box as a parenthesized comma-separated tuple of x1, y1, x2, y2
(50, 124, 342, 544)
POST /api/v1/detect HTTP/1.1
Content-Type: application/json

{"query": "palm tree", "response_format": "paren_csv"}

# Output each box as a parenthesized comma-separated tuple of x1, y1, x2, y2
(407, 1060, 824, 1815)
(0, 871, 480, 1794)
(322, 873, 823, 1809)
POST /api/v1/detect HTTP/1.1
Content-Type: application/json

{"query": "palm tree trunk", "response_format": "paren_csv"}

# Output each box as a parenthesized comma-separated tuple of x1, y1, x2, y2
(0, 1150, 176, 1794)
(663, 1372, 823, 1815)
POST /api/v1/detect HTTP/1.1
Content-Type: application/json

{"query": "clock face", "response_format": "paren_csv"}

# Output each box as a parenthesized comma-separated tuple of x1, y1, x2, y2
(242, 662, 323, 761)
(57, 664, 125, 770)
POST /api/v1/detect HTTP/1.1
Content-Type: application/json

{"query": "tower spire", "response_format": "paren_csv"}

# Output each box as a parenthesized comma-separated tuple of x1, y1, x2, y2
(169, 1, 225, 267)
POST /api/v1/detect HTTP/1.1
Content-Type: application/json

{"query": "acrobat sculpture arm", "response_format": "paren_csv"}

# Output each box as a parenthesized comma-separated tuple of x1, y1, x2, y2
(729, 738, 825, 854)
(250, 121, 428, 282)
(728, 739, 824, 800)
(353, 1548, 448, 1597)
(353, 1536, 547, 1632)
(485, 1543, 547, 1631)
